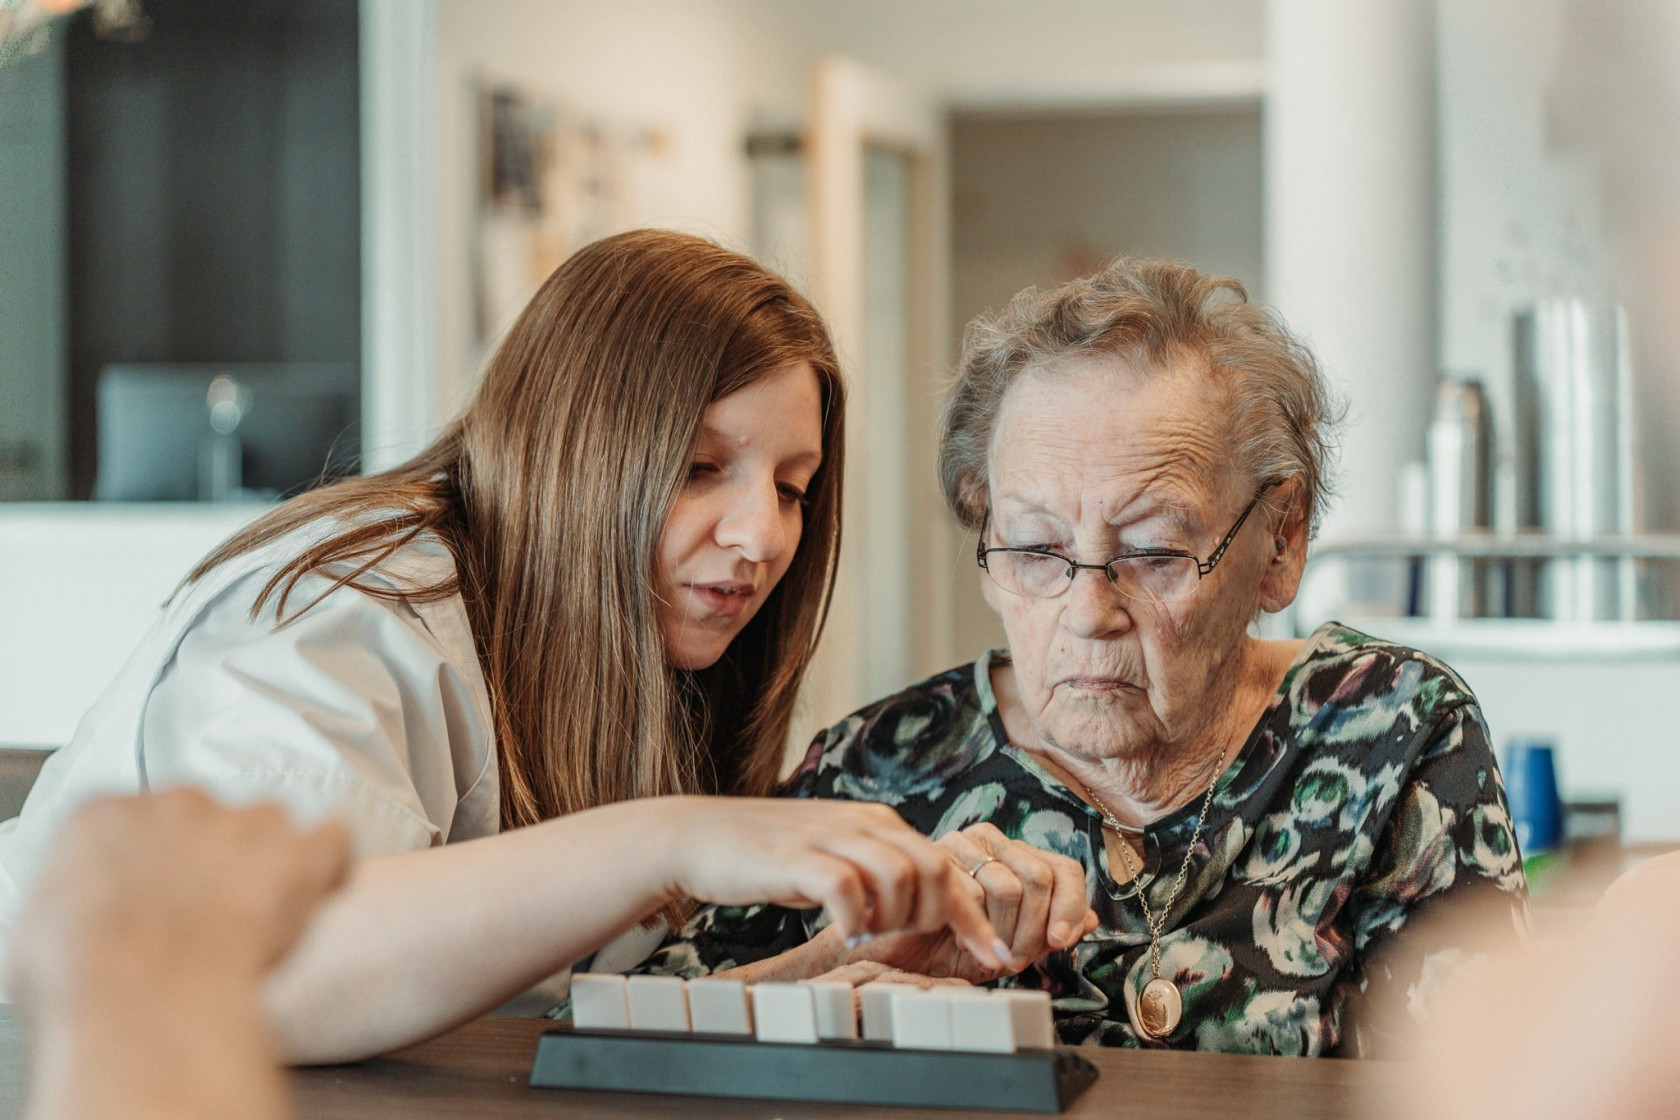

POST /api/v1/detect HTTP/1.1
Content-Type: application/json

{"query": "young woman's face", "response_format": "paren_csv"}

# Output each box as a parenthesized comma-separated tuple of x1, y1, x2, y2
(656, 360, 824, 671)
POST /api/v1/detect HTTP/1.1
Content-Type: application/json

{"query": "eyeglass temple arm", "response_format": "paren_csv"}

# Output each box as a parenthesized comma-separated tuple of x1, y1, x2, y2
(1197, 481, 1281, 577)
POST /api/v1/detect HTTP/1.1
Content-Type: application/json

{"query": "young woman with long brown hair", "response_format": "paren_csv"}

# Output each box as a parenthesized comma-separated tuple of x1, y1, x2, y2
(0, 230, 1007, 1061)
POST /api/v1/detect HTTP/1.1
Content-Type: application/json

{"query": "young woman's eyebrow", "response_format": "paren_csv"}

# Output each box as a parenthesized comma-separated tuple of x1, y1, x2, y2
(781, 448, 822, 470)
(696, 423, 739, 448)
(698, 425, 820, 469)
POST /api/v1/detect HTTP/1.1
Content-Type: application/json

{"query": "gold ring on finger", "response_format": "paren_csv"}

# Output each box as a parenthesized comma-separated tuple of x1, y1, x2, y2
(966, 856, 998, 879)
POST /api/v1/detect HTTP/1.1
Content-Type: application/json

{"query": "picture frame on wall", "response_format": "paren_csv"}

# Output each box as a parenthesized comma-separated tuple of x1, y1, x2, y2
(472, 80, 672, 349)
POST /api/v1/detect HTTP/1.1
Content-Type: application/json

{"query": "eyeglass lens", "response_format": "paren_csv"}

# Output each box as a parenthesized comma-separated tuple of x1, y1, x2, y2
(984, 551, 1199, 603)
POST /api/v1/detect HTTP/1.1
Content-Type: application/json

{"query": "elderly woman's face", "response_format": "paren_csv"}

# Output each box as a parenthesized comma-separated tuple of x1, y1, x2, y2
(982, 357, 1271, 762)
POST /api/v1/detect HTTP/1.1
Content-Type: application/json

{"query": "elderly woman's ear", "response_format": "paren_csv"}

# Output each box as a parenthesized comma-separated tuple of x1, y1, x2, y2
(1256, 476, 1310, 614)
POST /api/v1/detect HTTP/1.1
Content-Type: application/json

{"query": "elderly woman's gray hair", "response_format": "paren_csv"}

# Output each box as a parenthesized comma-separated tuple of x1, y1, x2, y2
(939, 258, 1342, 536)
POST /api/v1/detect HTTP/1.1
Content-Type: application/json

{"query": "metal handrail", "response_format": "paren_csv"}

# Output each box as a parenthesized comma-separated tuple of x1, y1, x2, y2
(1304, 532, 1680, 563)
(1287, 533, 1680, 656)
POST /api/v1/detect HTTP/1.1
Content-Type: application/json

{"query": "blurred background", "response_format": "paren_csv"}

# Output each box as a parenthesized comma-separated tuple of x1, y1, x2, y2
(2, 0, 1677, 875)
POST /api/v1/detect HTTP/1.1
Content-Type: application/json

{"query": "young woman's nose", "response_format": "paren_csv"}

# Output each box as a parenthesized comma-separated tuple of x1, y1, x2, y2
(714, 480, 787, 563)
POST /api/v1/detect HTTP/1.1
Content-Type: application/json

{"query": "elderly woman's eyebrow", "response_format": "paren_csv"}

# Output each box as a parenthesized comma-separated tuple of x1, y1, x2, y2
(992, 492, 1202, 532)
(1107, 496, 1203, 535)
(989, 488, 1064, 519)
(993, 494, 1054, 515)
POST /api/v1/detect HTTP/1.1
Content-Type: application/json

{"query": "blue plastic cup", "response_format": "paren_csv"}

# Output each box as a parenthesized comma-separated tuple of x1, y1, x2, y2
(1504, 740, 1563, 856)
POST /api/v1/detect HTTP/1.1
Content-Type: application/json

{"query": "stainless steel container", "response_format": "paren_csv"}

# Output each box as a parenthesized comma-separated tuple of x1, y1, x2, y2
(1511, 299, 1641, 620)
(1426, 377, 1492, 620)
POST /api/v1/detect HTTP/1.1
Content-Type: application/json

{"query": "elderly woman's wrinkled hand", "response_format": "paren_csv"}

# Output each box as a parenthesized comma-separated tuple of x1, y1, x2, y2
(941, 823, 1098, 961)
(835, 823, 1097, 982)
(810, 960, 975, 991)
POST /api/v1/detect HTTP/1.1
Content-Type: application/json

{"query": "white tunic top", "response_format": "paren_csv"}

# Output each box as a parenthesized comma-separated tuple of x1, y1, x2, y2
(0, 521, 669, 1002)
(0, 524, 502, 980)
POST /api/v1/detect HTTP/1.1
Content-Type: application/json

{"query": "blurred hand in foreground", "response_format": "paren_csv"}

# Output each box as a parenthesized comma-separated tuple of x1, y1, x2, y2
(1386, 852, 1680, 1120)
(9, 788, 349, 1120)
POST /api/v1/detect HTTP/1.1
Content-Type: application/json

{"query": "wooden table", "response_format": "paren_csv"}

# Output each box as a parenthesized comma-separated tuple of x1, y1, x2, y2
(0, 1010, 1396, 1119)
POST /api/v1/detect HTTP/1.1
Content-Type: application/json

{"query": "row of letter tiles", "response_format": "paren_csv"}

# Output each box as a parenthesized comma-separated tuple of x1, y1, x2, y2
(569, 974, 1055, 1052)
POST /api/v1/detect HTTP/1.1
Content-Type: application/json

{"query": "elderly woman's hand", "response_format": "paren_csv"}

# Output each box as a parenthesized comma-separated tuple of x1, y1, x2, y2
(810, 960, 974, 990)
(837, 823, 1097, 982)
(941, 823, 1098, 960)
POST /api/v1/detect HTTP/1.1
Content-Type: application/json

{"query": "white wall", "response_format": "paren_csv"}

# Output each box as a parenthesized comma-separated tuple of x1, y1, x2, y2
(0, 504, 263, 746)
(951, 108, 1264, 319)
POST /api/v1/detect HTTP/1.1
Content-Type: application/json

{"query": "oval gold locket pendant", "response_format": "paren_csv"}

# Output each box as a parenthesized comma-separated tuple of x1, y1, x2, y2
(1136, 977, 1183, 1039)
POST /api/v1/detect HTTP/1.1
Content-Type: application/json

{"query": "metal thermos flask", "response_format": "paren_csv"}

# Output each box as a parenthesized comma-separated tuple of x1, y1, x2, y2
(1426, 377, 1492, 620)
(1511, 299, 1640, 620)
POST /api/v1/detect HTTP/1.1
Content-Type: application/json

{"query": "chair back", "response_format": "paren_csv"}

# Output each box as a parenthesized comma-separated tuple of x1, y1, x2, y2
(0, 749, 53, 822)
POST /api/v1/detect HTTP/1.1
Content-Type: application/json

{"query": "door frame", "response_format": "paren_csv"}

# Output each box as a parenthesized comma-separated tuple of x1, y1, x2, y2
(803, 55, 953, 736)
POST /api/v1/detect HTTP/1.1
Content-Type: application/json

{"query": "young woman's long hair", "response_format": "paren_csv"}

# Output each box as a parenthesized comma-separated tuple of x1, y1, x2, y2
(190, 229, 845, 840)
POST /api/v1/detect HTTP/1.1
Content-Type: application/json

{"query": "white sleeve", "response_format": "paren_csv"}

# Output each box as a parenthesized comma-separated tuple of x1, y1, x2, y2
(140, 569, 494, 858)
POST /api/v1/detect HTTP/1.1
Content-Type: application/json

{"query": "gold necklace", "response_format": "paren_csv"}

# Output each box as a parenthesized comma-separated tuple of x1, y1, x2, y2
(1068, 753, 1227, 1041)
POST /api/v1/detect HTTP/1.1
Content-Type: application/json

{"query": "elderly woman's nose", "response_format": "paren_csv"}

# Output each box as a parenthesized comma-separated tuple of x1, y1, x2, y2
(1059, 567, 1135, 638)
(714, 483, 788, 562)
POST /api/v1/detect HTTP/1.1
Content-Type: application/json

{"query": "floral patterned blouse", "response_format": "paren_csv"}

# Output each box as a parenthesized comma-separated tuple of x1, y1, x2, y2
(636, 623, 1530, 1057)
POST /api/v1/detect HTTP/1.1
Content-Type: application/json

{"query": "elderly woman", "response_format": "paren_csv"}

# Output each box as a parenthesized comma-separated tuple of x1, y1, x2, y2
(635, 259, 1528, 1056)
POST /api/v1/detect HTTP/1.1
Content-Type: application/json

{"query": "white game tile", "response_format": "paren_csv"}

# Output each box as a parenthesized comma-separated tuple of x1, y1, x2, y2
(626, 975, 691, 1033)
(858, 981, 916, 1042)
(948, 989, 1016, 1053)
(569, 973, 631, 1031)
(999, 989, 1056, 1050)
(809, 981, 859, 1041)
(752, 982, 819, 1044)
(889, 987, 954, 1050)
(686, 977, 754, 1035)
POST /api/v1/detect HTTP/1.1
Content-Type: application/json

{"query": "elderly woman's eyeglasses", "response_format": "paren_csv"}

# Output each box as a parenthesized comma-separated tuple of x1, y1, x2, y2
(976, 482, 1280, 604)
